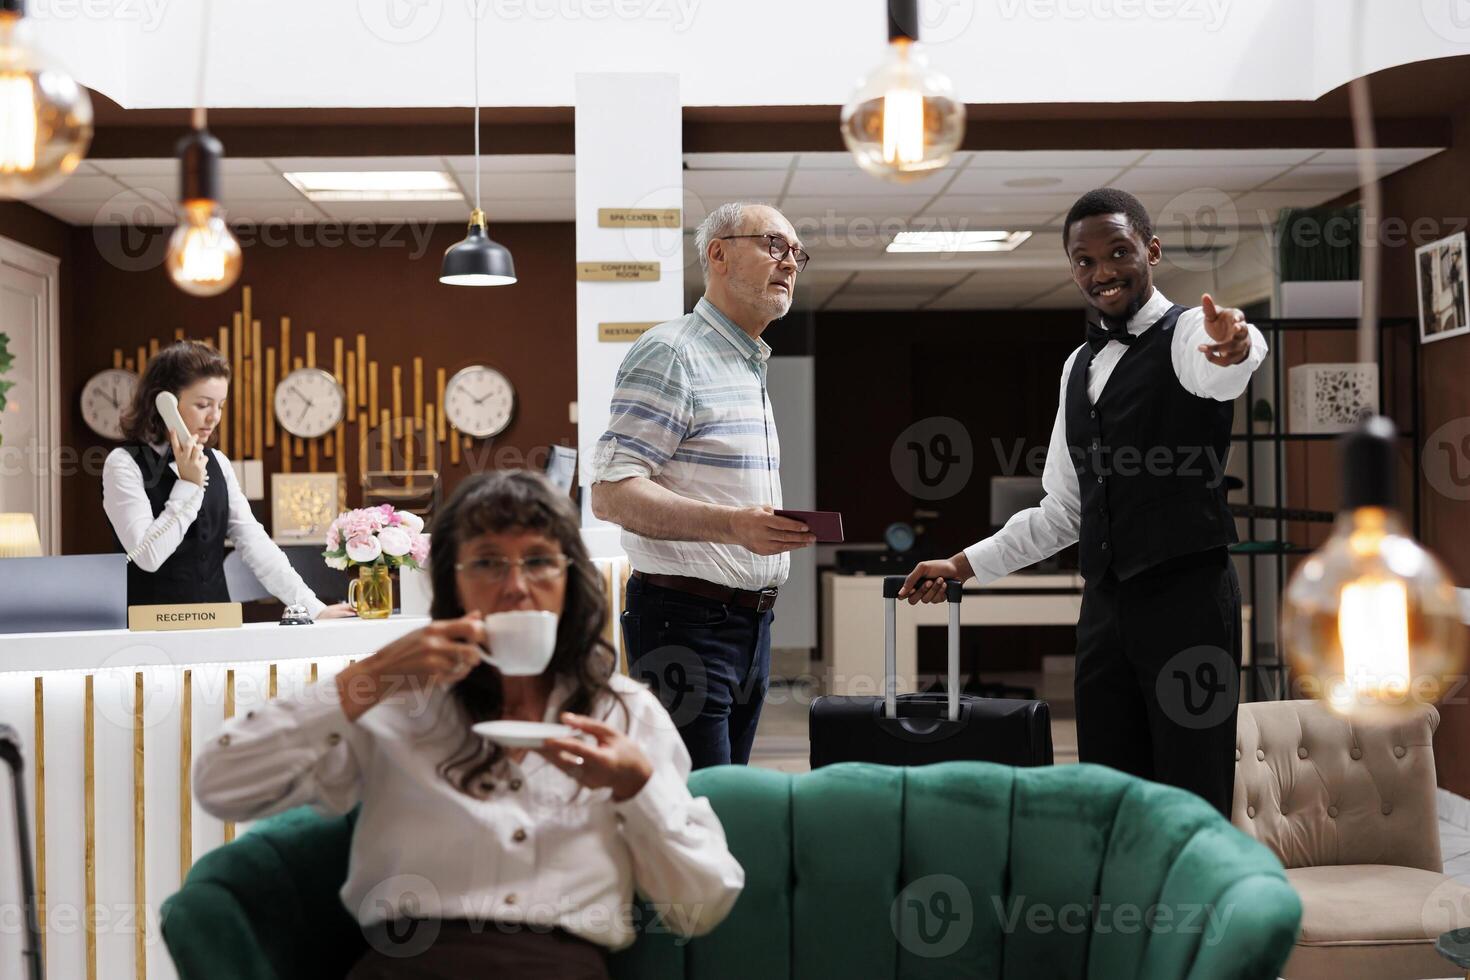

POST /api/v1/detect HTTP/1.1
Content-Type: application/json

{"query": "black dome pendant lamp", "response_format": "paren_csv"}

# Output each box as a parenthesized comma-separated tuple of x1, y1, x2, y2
(440, 8, 515, 287)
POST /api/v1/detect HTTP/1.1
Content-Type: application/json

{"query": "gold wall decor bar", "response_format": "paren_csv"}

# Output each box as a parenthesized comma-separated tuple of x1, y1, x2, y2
(34, 677, 44, 958)
(253, 319, 264, 458)
(405, 420, 415, 488)
(265, 347, 277, 450)
(345, 350, 357, 424)
(136, 344, 146, 374)
(180, 669, 192, 886)
(232, 312, 243, 458)
(450, 425, 461, 466)
(173, 328, 185, 342)
(223, 670, 235, 844)
(379, 409, 390, 472)
(280, 317, 291, 382)
(113, 349, 122, 369)
(133, 671, 146, 980)
(124, 357, 135, 373)
(84, 674, 95, 980)
(218, 325, 229, 455)
(293, 357, 306, 461)
(241, 357, 252, 460)
(148, 337, 160, 358)
(392, 366, 403, 439)
(413, 357, 424, 433)
(356, 335, 367, 409)
(425, 405, 437, 473)
(358, 416, 369, 485)
(436, 368, 447, 442)
(369, 361, 379, 421)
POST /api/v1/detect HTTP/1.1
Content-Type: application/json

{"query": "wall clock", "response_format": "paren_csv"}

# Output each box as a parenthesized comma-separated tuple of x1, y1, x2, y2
(80, 368, 140, 440)
(443, 364, 516, 439)
(273, 367, 345, 439)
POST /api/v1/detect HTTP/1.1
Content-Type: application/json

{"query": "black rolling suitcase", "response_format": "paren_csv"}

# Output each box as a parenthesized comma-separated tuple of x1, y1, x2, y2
(809, 576, 1054, 769)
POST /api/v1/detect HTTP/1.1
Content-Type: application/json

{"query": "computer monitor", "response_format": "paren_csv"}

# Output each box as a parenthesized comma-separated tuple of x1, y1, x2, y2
(990, 476, 1046, 527)
(0, 554, 128, 634)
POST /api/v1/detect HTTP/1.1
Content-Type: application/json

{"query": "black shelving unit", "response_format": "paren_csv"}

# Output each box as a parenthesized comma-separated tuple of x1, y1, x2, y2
(1233, 316, 1420, 701)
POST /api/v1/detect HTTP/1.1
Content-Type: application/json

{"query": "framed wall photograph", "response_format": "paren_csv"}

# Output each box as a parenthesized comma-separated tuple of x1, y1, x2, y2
(1416, 231, 1470, 344)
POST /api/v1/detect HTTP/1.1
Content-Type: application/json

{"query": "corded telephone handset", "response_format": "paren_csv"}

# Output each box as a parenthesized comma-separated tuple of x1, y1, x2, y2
(123, 392, 207, 565)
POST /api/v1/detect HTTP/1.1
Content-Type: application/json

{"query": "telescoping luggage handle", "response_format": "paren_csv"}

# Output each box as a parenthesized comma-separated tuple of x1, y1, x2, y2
(882, 576, 963, 722)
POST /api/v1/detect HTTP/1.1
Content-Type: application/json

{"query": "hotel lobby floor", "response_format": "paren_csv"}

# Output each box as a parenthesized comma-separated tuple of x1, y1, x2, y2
(745, 676, 1470, 889)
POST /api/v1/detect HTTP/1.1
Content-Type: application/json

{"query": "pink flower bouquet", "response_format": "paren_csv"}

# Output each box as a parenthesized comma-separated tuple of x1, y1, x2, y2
(323, 504, 430, 571)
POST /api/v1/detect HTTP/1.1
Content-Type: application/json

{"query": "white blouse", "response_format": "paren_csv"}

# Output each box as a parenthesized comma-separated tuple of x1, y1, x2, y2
(192, 671, 746, 950)
(102, 444, 325, 618)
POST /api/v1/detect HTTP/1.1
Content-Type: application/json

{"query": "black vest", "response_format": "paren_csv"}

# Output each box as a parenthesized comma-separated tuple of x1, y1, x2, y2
(112, 443, 231, 606)
(1065, 304, 1237, 582)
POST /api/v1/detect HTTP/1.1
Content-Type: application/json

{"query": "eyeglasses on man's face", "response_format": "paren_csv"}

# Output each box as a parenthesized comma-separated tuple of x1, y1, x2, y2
(454, 554, 570, 585)
(716, 233, 810, 272)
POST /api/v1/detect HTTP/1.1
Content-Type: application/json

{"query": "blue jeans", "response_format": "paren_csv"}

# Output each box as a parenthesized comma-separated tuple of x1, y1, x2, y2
(621, 575, 773, 769)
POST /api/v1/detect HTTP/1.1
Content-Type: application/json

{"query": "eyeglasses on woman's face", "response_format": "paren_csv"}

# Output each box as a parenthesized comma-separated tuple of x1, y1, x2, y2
(454, 553, 569, 585)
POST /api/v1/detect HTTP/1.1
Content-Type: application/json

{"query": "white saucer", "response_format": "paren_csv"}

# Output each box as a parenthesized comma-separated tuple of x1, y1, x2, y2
(471, 720, 576, 749)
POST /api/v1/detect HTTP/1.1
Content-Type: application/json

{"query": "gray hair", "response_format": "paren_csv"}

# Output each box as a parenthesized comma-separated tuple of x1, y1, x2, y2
(694, 202, 757, 285)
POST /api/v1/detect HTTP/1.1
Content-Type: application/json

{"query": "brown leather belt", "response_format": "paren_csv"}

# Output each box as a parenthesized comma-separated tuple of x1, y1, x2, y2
(631, 570, 779, 613)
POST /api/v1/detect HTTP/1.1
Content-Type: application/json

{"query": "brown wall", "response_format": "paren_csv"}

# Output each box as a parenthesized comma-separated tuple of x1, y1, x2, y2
(1368, 99, 1470, 797)
(814, 309, 1082, 555)
(56, 221, 577, 556)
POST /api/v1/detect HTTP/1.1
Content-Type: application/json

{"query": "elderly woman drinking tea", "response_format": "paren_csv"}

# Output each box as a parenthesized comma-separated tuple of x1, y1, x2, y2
(193, 470, 745, 979)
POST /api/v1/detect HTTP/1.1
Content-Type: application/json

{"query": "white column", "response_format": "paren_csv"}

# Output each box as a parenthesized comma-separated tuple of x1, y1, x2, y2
(573, 73, 685, 550)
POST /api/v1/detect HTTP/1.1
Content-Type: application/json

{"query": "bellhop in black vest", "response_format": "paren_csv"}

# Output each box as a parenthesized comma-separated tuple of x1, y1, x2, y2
(1066, 304, 1238, 581)
(899, 191, 1265, 818)
(111, 442, 231, 605)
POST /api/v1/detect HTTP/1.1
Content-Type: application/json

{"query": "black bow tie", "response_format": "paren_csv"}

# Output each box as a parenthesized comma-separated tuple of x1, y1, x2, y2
(1086, 320, 1136, 353)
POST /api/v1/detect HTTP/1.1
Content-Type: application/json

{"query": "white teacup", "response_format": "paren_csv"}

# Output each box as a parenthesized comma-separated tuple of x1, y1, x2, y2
(480, 609, 559, 676)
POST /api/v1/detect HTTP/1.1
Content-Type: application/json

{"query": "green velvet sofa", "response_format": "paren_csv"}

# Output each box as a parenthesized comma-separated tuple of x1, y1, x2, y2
(161, 762, 1301, 979)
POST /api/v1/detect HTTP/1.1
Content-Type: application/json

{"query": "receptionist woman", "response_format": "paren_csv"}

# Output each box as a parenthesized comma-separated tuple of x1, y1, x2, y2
(102, 340, 353, 617)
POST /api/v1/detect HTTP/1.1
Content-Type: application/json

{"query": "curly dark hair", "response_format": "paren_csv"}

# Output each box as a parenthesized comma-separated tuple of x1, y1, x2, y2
(429, 469, 625, 796)
(119, 341, 231, 446)
(1062, 187, 1156, 247)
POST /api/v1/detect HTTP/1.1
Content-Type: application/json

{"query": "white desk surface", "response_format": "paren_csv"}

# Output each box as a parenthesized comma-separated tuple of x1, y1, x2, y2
(0, 615, 429, 674)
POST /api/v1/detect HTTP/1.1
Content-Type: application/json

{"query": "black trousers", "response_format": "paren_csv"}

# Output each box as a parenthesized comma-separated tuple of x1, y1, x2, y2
(1074, 548, 1242, 816)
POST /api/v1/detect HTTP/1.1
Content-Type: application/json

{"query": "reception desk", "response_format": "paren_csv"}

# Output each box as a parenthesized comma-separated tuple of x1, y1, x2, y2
(0, 555, 631, 980)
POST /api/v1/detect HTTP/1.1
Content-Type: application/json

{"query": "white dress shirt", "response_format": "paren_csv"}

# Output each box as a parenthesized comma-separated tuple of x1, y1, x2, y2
(963, 289, 1267, 586)
(102, 443, 326, 617)
(192, 671, 745, 950)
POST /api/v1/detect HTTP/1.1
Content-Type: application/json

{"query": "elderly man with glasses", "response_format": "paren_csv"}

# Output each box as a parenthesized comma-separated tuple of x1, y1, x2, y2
(590, 202, 816, 769)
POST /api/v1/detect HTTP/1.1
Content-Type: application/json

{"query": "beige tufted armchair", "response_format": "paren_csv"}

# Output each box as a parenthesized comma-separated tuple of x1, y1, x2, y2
(1234, 699, 1470, 979)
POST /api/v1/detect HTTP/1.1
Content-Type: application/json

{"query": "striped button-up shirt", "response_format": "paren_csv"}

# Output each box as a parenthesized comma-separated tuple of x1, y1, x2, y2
(592, 297, 787, 591)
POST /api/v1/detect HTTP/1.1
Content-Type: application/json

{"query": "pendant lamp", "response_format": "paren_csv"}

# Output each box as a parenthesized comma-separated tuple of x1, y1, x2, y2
(0, 0, 92, 199)
(440, 8, 515, 287)
(840, 0, 964, 182)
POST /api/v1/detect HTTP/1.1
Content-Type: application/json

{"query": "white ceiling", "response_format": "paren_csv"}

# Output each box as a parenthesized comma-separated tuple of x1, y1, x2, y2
(39, 145, 1442, 310)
